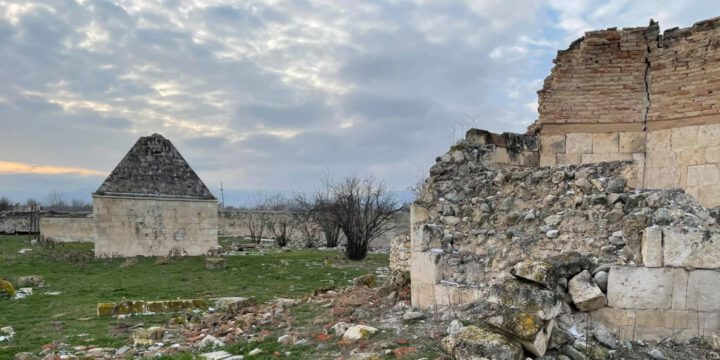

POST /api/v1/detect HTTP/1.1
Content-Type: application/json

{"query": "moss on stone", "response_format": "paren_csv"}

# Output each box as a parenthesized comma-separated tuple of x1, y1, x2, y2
(0, 279, 15, 299)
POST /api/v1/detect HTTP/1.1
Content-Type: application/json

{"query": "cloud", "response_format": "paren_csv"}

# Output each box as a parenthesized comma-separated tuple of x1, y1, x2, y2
(0, 161, 104, 176)
(0, 0, 716, 205)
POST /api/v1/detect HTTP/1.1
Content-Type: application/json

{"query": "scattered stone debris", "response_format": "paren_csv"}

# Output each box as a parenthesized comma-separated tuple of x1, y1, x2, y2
(16, 275, 45, 288)
(205, 257, 227, 270)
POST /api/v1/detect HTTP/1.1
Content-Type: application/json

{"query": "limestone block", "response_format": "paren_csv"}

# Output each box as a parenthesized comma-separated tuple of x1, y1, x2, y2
(686, 270, 720, 311)
(619, 132, 645, 153)
(589, 308, 637, 336)
(662, 227, 720, 269)
(540, 135, 566, 154)
(510, 260, 558, 289)
(486, 279, 562, 320)
(556, 153, 581, 165)
(686, 164, 719, 187)
(433, 284, 462, 306)
(671, 125, 699, 149)
(645, 150, 677, 169)
(411, 224, 443, 252)
(676, 148, 705, 166)
(568, 270, 607, 311)
(704, 146, 720, 163)
(607, 267, 685, 310)
(410, 203, 429, 225)
(566, 133, 593, 154)
(440, 325, 525, 360)
(644, 166, 678, 189)
(698, 186, 720, 208)
(411, 283, 435, 309)
(592, 133, 619, 153)
(539, 154, 557, 167)
(647, 129, 671, 151)
(642, 227, 663, 267)
(411, 251, 441, 285)
(581, 152, 633, 164)
(698, 123, 720, 148)
(493, 149, 510, 164)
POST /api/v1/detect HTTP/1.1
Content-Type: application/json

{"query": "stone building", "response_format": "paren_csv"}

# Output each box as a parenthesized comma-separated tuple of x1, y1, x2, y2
(92, 133, 218, 257)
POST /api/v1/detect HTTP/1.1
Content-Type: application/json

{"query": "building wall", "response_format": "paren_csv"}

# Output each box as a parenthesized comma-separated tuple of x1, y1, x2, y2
(40, 216, 97, 243)
(93, 195, 218, 257)
(536, 17, 720, 207)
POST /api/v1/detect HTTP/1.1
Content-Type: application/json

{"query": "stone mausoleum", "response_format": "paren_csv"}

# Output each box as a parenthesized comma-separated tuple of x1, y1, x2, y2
(93, 133, 218, 257)
(41, 134, 219, 257)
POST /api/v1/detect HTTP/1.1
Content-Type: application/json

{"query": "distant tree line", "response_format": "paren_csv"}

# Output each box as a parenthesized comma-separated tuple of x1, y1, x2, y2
(0, 190, 92, 212)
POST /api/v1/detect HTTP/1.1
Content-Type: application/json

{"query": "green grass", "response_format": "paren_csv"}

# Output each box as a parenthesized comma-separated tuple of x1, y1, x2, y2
(0, 235, 387, 358)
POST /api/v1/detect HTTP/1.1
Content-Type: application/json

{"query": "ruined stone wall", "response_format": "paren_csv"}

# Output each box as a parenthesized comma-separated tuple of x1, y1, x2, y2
(40, 216, 97, 243)
(0, 212, 31, 234)
(411, 128, 719, 308)
(537, 18, 720, 207)
(411, 127, 720, 352)
(93, 195, 218, 257)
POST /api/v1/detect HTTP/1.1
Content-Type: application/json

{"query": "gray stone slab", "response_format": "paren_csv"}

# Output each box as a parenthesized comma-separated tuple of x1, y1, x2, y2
(663, 227, 720, 269)
(607, 267, 686, 310)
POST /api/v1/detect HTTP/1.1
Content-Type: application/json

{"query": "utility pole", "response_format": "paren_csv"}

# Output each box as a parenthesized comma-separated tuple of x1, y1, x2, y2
(220, 182, 225, 209)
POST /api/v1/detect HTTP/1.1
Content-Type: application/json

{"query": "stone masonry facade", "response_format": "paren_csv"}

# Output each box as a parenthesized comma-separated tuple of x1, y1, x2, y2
(536, 18, 720, 207)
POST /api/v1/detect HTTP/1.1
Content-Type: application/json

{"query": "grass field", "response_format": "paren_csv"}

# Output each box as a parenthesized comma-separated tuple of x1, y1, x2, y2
(0, 235, 388, 358)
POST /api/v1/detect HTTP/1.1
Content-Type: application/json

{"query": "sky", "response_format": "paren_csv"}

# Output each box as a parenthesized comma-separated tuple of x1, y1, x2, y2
(0, 0, 717, 205)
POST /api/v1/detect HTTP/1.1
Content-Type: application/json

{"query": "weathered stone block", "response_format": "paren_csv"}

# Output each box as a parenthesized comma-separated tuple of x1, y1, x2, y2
(671, 126, 699, 149)
(486, 279, 561, 320)
(539, 154, 557, 167)
(411, 224, 443, 252)
(607, 267, 682, 310)
(619, 132, 645, 153)
(581, 152, 633, 164)
(676, 148, 705, 166)
(647, 129, 671, 151)
(410, 251, 441, 285)
(411, 283, 435, 309)
(510, 260, 557, 289)
(592, 133, 619, 153)
(645, 150, 677, 169)
(566, 133, 593, 154)
(698, 124, 720, 148)
(704, 146, 720, 163)
(568, 270, 606, 311)
(642, 227, 663, 267)
(698, 185, 720, 208)
(540, 135, 566, 154)
(686, 270, 720, 311)
(556, 153, 581, 165)
(441, 325, 524, 360)
(687, 164, 719, 187)
(663, 227, 720, 269)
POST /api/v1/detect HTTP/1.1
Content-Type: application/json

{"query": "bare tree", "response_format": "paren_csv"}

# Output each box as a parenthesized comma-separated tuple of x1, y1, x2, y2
(264, 195, 300, 247)
(45, 190, 67, 211)
(0, 197, 11, 211)
(245, 212, 267, 244)
(296, 191, 342, 248)
(323, 175, 403, 260)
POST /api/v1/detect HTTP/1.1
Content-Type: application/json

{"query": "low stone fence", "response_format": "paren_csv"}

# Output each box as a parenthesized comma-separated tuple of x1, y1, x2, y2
(40, 215, 97, 243)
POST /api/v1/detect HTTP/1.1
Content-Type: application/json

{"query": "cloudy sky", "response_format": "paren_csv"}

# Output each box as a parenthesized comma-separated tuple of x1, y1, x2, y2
(0, 0, 716, 205)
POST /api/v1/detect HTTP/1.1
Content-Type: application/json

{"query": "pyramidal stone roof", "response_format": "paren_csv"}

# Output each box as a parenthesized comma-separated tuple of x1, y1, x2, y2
(94, 133, 216, 200)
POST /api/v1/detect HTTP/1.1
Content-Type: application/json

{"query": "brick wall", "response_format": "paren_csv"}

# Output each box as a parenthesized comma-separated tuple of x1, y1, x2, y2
(536, 17, 720, 207)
